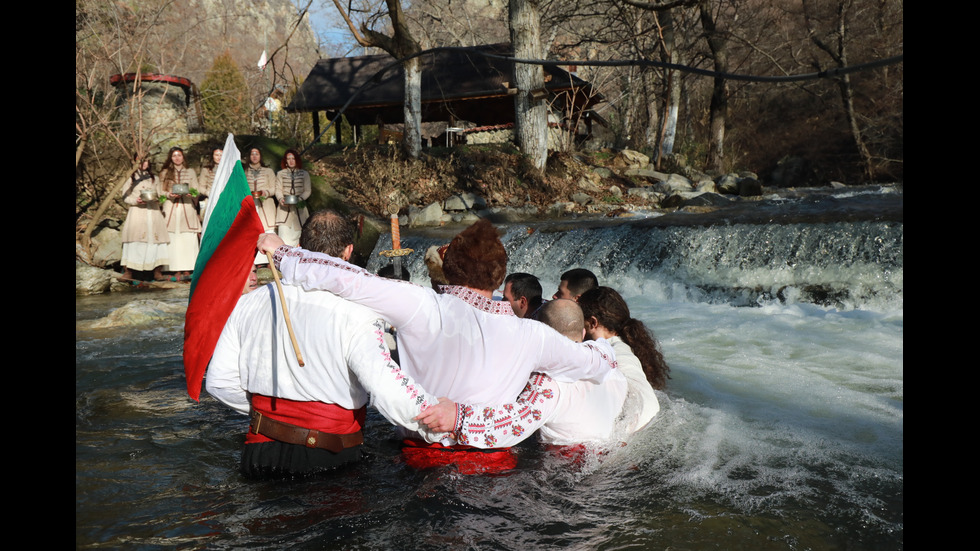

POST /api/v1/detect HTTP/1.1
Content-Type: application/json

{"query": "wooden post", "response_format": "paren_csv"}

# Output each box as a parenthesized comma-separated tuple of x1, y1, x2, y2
(312, 111, 320, 143)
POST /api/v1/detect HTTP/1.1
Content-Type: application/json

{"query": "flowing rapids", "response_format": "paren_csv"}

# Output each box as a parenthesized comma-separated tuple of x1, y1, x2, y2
(77, 186, 902, 549)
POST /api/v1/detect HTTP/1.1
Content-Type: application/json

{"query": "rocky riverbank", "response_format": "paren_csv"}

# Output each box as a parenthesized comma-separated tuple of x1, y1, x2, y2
(321, 146, 778, 228)
(77, 145, 899, 296)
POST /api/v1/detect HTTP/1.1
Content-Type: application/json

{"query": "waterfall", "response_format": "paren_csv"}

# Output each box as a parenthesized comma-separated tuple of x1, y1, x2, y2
(371, 218, 902, 311)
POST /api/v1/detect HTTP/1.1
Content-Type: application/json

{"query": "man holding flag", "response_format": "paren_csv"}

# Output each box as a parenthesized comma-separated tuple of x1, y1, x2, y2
(184, 135, 448, 477)
(184, 133, 266, 402)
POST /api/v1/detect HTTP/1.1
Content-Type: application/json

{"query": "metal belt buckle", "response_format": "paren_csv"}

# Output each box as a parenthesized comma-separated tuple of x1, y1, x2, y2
(250, 410, 263, 435)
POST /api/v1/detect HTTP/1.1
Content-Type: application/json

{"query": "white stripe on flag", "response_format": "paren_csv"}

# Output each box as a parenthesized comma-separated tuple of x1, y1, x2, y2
(201, 133, 242, 237)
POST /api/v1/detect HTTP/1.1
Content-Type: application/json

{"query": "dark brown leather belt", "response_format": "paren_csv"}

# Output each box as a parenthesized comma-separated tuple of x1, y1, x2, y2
(249, 409, 363, 453)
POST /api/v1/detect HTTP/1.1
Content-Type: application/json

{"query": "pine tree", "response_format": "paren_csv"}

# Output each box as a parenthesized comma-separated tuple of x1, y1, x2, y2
(200, 51, 250, 135)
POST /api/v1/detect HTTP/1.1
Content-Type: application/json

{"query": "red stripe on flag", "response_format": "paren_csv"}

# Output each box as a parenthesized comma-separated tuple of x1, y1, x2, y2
(183, 196, 264, 401)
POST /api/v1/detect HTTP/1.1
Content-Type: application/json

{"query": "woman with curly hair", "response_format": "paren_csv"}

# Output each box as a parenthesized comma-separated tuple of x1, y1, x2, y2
(160, 146, 200, 281)
(274, 149, 311, 246)
(578, 286, 669, 429)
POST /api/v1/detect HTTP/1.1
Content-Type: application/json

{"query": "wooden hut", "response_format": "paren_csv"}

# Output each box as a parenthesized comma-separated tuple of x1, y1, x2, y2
(286, 43, 604, 146)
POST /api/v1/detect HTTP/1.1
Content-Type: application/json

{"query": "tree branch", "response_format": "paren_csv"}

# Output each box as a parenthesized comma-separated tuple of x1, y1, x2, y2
(620, 0, 698, 11)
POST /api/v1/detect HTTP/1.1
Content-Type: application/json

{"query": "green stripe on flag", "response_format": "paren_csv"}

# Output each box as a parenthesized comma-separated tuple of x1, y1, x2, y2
(189, 160, 251, 298)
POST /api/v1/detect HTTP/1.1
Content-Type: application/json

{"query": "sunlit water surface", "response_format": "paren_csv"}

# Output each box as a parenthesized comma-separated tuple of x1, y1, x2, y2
(77, 187, 902, 549)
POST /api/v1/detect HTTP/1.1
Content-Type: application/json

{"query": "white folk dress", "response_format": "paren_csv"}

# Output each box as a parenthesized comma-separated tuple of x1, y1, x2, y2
(274, 168, 312, 246)
(161, 166, 200, 272)
(119, 172, 169, 271)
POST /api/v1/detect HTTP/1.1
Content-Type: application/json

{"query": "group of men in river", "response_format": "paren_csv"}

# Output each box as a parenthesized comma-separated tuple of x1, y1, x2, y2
(205, 210, 670, 477)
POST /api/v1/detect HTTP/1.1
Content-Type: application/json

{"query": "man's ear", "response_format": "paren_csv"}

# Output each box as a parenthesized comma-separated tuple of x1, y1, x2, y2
(519, 296, 529, 309)
(341, 243, 354, 261)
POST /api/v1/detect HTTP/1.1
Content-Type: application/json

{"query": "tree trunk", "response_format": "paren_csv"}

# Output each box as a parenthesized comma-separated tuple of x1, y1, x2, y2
(81, 167, 132, 265)
(657, 8, 680, 161)
(403, 56, 422, 159)
(76, 132, 88, 169)
(331, 0, 422, 158)
(838, 71, 874, 180)
(802, 0, 876, 180)
(833, 2, 874, 180)
(699, 1, 728, 173)
(660, 73, 680, 157)
(509, 0, 548, 172)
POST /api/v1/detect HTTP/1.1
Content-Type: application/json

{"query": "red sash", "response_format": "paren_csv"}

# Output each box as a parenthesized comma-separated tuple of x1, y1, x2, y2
(401, 439, 518, 475)
(245, 395, 366, 445)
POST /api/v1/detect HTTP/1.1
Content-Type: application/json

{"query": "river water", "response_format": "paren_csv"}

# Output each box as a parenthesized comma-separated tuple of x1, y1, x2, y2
(76, 185, 902, 550)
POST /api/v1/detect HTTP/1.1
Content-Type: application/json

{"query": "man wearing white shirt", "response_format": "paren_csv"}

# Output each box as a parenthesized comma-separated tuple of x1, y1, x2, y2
(207, 210, 445, 477)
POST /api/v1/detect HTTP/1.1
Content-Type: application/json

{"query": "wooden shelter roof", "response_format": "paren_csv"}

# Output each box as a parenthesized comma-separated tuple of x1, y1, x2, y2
(285, 43, 603, 126)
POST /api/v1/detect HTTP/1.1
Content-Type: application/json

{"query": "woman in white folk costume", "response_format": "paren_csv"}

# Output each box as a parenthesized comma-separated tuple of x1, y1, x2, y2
(578, 286, 669, 432)
(160, 146, 200, 281)
(245, 147, 278, 264)
(196, 146, 222, 219)
(274, 148, 312, 247)
(119, 156, 168, 282)
(245, 147, 278, 230)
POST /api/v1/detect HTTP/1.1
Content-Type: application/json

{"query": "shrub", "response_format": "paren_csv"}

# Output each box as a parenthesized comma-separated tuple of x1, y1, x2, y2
(200, 51, 251, 135)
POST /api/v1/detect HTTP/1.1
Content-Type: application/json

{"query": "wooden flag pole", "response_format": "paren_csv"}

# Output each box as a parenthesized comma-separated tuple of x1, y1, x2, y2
(266, 250, 305, 366)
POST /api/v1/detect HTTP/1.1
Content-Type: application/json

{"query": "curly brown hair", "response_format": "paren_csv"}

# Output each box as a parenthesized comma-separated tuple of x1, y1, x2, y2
(280, 149, 304, 170)
(578, 286, 671, 390)
(442, 219, 508, 292)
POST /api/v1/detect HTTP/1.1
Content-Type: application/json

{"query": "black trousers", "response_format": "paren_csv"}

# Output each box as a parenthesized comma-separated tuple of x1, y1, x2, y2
(240, 440, 362, 478)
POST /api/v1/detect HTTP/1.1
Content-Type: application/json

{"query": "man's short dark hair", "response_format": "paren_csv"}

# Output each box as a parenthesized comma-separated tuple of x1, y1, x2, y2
(300, 209, 354, 257)
(560, 268, 599, 297)
(505, 272, 543, 309)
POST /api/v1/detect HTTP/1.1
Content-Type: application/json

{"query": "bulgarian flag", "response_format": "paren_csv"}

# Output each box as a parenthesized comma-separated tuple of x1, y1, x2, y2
(183, 133, 264, 401)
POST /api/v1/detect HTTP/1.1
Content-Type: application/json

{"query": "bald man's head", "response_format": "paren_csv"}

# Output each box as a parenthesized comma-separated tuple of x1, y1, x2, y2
(537, 299, 585, 342)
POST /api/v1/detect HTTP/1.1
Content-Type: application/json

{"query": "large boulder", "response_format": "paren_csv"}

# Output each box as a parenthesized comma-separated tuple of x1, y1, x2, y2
(86, 299, 187, 329)
(654, 173, 695, 194)
(694, 179, 718, 193)
(76, 261, 113, 295)
(408, 202, 444, 226)
(682, 192, 730, 207)
(612, 149, 650, 168)
(624, 167, 668, 182)
(738, 177, 764, 196)
(90, 226, 122, 268)
(661, 190, 731, 209)
(716, 173, 740, 194)
(443, 192, 486, 212)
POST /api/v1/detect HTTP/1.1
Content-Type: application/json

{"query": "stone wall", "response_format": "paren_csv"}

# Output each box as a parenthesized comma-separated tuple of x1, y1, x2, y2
(464, 125, 571, 150)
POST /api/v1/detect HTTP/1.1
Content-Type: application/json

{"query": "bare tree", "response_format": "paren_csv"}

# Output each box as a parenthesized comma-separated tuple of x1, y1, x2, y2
(404, 0, 508, 47)
(76, 0, 183, 262)
(802, 0, 875, 180)
(331, 0, 423, 158)
(697, 0, 730, 173)
(510, 0, 549, 172)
